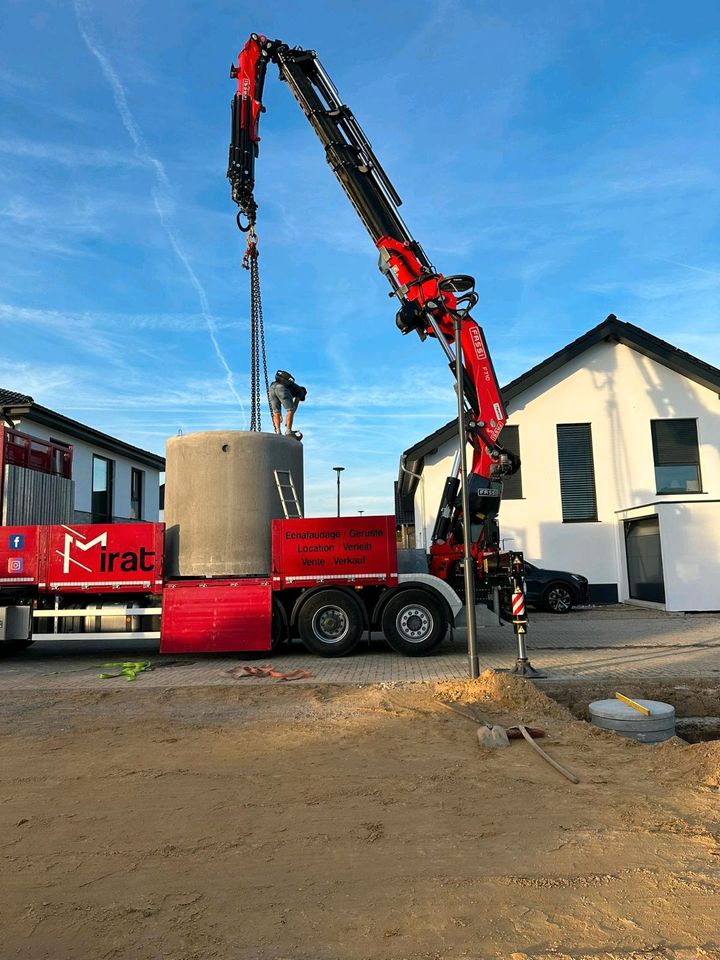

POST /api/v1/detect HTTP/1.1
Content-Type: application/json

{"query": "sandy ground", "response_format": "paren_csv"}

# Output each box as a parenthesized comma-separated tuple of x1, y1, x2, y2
(2, 671, 720, 960)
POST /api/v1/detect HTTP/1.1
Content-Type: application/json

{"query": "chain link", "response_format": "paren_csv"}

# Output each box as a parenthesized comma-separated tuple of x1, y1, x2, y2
(244, 233, 271, 431)
(256, 259, 271, 416)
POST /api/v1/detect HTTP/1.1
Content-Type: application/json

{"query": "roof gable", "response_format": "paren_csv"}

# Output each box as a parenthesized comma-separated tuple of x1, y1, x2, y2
(502, 314, 720, 401)
(398, 315, 720, 495)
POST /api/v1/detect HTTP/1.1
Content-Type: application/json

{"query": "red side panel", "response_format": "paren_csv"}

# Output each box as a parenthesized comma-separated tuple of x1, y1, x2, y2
(42, 523, 165, 594)
(272, 515, 398, 589)
(160, 579, 272, 654)
(0, 525, 40, 588)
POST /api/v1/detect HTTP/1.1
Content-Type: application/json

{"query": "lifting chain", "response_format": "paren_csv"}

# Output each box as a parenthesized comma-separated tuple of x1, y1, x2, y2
(242, 228, 271, 432)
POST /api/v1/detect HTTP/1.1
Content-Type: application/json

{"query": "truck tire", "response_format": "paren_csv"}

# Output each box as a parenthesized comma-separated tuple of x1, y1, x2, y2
(271, 598, 287, 652)
(297, 590, 363, 657)
(381, 589, 447, 656)
(0, 639, 34, 656)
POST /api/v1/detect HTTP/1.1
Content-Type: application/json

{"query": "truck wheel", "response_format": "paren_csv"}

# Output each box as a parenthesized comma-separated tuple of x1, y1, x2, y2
(271, 598, 287, 652)
(381, 589, 447, 656)
(0, 639, 34, 656)
(297, 590, 363, 657)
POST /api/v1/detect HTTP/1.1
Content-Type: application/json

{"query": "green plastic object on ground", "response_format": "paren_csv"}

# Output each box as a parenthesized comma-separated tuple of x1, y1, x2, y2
(98, 661, 153, 681)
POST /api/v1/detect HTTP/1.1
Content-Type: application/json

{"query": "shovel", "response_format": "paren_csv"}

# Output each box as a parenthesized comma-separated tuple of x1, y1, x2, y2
(476, 724, 546, 748)
(476, 724, 511, 748)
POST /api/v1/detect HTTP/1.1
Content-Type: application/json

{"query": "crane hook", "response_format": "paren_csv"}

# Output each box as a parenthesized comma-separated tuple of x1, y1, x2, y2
(236, 210, 255, 233)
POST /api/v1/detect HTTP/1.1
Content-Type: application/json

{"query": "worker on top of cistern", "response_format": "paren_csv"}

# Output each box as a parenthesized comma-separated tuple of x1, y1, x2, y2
(269, 370, 307, 436)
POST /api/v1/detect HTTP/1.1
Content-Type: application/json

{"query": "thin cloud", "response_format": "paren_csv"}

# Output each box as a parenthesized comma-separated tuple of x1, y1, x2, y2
(0, 301, 243, 335)
(0, 359, 74, 400)
(0, 303, 133, 365)
(0, 137, 140, 169)
(0, 66, 38, 93)
(658, 258, 720, 279)
(73, 0, 247, 424)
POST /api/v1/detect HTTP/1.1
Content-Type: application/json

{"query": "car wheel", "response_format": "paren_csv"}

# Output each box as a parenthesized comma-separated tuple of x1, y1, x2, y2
(297, 590, 363, 657)
(542, 582, 576, 613)
(381, 589, 448, 656)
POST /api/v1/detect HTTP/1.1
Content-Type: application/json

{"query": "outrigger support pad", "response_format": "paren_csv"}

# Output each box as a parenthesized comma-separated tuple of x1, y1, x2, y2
(510, 658, 545, 679)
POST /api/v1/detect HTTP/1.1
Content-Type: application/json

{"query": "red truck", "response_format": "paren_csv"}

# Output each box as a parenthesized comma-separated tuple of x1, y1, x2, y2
(0, 517, 462, 657)
(0, 33, 532, 661)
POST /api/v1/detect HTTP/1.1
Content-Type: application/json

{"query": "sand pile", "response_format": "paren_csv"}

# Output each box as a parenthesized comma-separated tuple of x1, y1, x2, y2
(661, 738, 720, 789)
(434, 668, 572, 723)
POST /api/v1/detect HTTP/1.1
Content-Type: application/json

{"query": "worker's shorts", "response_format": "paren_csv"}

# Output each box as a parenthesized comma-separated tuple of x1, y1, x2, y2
(269, 382, 298, 414)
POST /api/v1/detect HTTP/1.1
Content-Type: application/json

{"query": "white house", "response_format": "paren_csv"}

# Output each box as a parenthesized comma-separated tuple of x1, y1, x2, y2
(0, 388, 165, 524)
(398, 316, 720, 612)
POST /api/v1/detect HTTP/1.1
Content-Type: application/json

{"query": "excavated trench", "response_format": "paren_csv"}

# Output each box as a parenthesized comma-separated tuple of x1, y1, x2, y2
(539, 678, 720, 743)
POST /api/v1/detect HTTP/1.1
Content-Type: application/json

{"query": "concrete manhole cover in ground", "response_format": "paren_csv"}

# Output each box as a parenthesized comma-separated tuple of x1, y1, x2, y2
(589, 698, 675, 742)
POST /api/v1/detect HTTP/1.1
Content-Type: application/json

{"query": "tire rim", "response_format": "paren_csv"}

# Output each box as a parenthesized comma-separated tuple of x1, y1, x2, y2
(396, 605, 432, 643)
(548, 587, 571, 611)
(312, 605, 350, 644)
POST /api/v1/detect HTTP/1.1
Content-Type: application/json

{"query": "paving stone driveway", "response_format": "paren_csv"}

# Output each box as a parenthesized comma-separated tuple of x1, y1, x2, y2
(1, 605, 718, 689)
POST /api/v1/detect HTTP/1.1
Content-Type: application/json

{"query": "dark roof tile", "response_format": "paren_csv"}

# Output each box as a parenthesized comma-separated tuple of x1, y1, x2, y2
(0, 388, 34, 408)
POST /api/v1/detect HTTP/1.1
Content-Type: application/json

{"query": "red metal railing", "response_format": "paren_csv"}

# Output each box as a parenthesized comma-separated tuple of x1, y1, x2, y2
(0, 425, 73, 478)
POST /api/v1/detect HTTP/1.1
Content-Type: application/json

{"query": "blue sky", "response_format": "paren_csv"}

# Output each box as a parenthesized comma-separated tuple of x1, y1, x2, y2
(1, 0, 719, 516)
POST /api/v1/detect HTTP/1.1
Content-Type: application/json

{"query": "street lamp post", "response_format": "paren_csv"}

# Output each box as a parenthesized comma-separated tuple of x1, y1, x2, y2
(358, 510, 364, 516)
(333, 466, 345, 517)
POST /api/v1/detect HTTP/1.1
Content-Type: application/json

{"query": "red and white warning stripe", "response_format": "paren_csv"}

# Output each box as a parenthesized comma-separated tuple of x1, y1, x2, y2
(512, 591, 526, 618)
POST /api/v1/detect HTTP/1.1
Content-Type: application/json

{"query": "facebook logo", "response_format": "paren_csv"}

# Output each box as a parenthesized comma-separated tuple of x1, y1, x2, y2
(9, 534, 25, 550)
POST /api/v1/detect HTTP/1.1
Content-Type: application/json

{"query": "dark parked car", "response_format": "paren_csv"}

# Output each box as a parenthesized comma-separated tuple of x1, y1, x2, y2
(523, 561, 589, 613)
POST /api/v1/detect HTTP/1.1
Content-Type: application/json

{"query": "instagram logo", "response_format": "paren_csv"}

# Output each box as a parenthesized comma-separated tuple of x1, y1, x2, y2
(7, 558, 23, 574)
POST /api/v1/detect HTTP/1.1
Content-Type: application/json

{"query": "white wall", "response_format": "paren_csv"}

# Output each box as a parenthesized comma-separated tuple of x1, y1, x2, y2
(12, 419, 161, 522)
(615, 501, 720, 611)
(660, 503, 720, 610)
(414, 340, 720, 606)
(412, 445, 459, 551)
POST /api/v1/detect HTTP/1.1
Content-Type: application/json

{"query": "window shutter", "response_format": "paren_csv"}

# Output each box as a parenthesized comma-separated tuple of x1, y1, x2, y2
(651, 419, 699, 465)
(556, 423, 597, 522)
(500, 425, 522, 500)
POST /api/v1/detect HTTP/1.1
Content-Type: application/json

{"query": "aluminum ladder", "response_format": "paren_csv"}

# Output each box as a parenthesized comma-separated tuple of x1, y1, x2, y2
(274, 469, 303, 519)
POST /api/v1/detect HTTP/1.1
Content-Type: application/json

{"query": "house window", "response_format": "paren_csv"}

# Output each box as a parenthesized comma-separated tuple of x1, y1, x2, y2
(500, 425, 522, 500)
(92, 455, 114, 523)
(651, 419, 702, 494)
(556, 423, 598, 522)
(130, 468, 144, 520)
